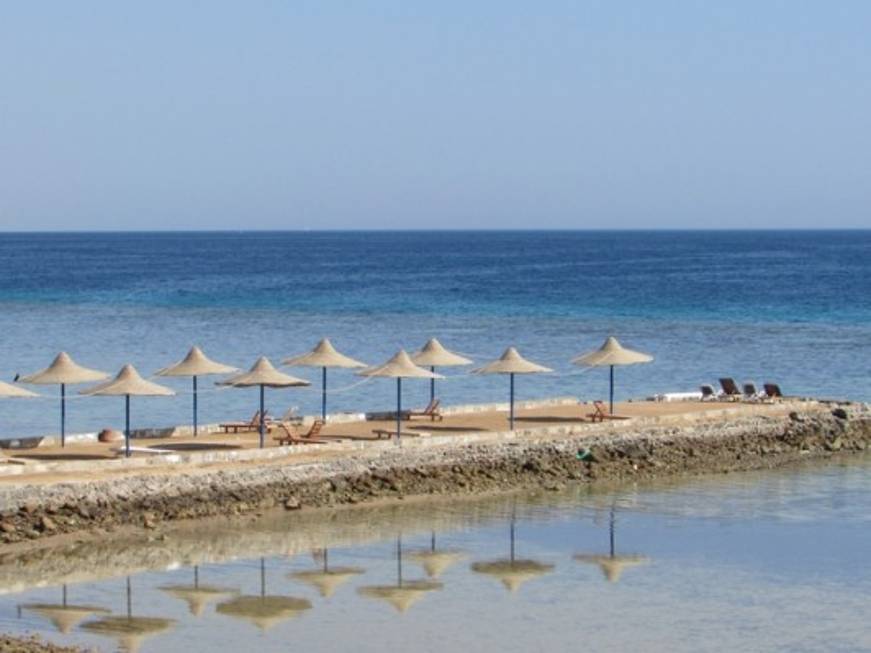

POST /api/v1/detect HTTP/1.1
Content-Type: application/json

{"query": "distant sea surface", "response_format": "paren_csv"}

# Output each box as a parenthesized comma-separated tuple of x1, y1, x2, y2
(0, 230, 868, 438)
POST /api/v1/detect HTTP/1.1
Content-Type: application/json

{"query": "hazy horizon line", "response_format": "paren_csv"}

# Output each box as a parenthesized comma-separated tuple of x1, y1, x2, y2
(1, 227, 869, 235)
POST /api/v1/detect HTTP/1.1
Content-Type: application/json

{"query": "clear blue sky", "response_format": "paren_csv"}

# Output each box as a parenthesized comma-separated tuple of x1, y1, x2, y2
(1, 1, 869, 230)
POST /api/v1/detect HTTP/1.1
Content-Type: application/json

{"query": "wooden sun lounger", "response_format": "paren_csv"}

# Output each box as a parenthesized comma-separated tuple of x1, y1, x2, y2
(404, 399, 444, 421)
(587, 400, 630, 423)
(718, 378, 743, 400)
(371, 429, 422, 439)
(220, 410, 271, 433)
(273, 420, 329, 446)
(764, 383, 784, 400)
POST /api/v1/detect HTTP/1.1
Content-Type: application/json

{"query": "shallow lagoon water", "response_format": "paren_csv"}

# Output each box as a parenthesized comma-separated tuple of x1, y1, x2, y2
(0, 456, 868, 653)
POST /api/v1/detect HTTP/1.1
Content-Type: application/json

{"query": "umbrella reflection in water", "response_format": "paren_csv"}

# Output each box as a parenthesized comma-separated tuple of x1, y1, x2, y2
(573, 507, 649, 582)
(407, 532, 466, 579)
(80, 576, 175, 653)
(20, 583, 109, 634)
(471, 510, 554, 593)
(358, 535, 443, 613)
(159, 565, 239, 616)
(216, 557, 312, 631)
(290, 547, 364, 598)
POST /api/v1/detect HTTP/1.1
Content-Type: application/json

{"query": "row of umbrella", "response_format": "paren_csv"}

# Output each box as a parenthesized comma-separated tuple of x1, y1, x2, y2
(1, 337, 652, 456)
(21, 511, 644, 648)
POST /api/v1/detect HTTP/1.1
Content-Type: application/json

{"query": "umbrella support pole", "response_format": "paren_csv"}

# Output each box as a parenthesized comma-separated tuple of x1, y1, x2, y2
(60, 383, 66, 448)
(192, 376, 198, 437)
(609, 365, 614, 414)
(430, 367, 435, 404)
(322, 367, 327, 421)
(124, 394, 131, 458)
(259, 385, 265, 449)
(509, 373, 515, 430)
(396, 378, 402, 443)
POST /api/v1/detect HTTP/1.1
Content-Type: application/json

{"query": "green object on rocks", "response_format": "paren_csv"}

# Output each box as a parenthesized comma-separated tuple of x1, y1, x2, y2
(576, 448, 592, 461)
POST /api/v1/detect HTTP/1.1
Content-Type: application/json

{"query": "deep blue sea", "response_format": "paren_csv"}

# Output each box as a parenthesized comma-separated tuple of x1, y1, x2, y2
(0, 230, 869, 438)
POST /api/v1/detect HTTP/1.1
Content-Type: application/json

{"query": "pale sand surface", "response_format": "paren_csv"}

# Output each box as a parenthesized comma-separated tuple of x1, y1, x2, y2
(0, 400, 801, 487)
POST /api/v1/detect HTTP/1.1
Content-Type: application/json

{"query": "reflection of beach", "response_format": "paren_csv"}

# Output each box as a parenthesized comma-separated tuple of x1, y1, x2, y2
(1, 455, 867, 598)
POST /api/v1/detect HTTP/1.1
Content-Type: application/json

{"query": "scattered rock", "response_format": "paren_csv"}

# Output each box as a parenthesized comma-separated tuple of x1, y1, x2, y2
(831, 408, 848, 420)
(284, 497, 301, 510)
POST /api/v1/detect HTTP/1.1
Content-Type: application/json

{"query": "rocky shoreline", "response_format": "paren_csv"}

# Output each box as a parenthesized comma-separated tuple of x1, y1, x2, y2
(0, 634, 86, 652)
(0, 403, 868, 551)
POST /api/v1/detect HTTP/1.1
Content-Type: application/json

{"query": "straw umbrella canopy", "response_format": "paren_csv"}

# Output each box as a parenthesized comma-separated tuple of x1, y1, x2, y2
(156, 346, 237, 437)
(407, 532, 466, 579)
(80, 365, 174, 458)
(357, 351, 441, 441)
(159, 566, 238, 616)
(573, 508, 649, 583)
(470, 517, 553, 594)
(282, 338, 366, 420)
(217, 357, 310, 448)
(572, 336, 653, 414)
(411, 338, 473, 403)
(0, 380, 38, 398)
(473, 347, 552, 429)
(357, 536, 442, 613)
(18, 352, 107, 447)
(289, 547, 364, 598)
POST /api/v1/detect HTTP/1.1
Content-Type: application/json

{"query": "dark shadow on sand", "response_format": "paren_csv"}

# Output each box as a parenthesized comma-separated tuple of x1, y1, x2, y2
(149, 443, 243, 452)
(515, 416, 591, 424)
(11, 453, 112, 461)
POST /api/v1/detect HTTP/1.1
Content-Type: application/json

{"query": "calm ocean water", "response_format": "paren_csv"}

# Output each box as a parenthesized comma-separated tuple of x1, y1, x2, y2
(0, 230, 869, 438)
(0, 457, 868, 652)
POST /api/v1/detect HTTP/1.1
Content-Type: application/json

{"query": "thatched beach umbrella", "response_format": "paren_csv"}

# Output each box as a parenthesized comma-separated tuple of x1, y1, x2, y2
(358, 351, 442, 441)
(358, 536, 442, 613)
(156, 346, 237, 436)
(572, 336, 653, 414)
(473, 347, 552, 429)
(218, 357, 310, 448)
(80, 365, 174, 458)
(159, 566, 238, 617)
(21, 585, 109, 634)
(411, 338, 472, 403)
(407, 532, 466, 579)
(0, 380, 38, 399)
(216, 558, 312, 631)
(19, 352, 107, 447)
(282, 338, 366, 420)
(471, 516, 553, 593)
(290, 548, 364, 598)
(573, 508, 649, 583)
(81, 577, 175, 653)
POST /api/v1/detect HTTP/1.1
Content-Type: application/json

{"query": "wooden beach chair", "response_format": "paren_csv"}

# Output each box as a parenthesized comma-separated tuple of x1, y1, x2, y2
(700, 384, 718, 401)
(742, 382, 765, 401)
(220, 410, 270, 434)
(586, 400, 630, 423)
(405, 399, 443, 421)
(370, 428, 422, 439)
(718, 378, 743, 401)
(273, 419, 329, 446)
(764, 383, 784, 400)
